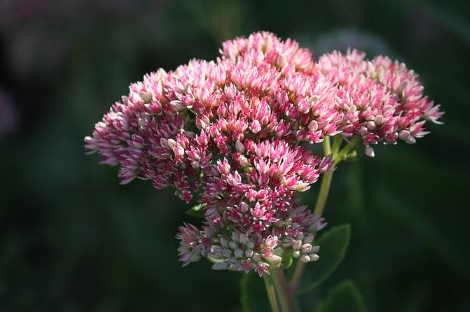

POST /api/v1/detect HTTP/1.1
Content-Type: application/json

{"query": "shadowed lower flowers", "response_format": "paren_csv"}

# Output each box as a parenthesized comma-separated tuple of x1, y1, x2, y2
(84, 31, 442, 277)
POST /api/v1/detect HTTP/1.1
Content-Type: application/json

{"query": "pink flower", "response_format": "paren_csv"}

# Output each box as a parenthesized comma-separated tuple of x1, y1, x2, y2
(317, 49, 443, 156)
(86, 31, 442, 276)
(176, 223, 211, 266)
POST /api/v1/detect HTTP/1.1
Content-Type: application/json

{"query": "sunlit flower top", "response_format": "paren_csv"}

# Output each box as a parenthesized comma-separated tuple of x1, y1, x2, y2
(85, 31, 442, 276)
(317, 50, 443, 156)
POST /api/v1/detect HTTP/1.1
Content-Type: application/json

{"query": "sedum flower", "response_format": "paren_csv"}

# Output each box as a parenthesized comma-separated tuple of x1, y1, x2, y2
(317, 49, 443, 156)
(178, 201, 325, 276)
(85, 31, 443, 276)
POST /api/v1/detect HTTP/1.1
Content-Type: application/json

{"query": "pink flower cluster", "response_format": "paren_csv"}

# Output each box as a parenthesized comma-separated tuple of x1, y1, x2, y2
(85, 32, 442, 275)
(317, 50, 443, 156)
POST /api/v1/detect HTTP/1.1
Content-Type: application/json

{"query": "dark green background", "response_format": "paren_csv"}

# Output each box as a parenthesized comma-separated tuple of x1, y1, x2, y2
(1, 0, 469, 311)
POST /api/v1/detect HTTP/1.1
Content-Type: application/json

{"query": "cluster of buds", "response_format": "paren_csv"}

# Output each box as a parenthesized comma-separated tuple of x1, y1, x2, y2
(317, 50, 443, 156)
(85, 32, 442, 276)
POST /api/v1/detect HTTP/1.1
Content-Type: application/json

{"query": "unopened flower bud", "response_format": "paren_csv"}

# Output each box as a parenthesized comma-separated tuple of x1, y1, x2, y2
(303, 235, 314, 244)
(276, 54, 288, 68)
(405, 135, 416, 144)
(301, 244, 312, 253)
(294, 182, 310, 192)
(270, 255, 282, 265)
(235, 140, 245, 153)
(308, 120, 318, 131)
(239, 202, 250, 213)
(239, 233, 250, 245)
(191, 254, 201, 262)
(138, 117, 146, 129)
(140, 91, 152, 103)
(359, 126, 368, 135)
(374, 115, 383, 126)
(238, 155, 250, 167)
(399, 130, 410, 140)
(220, 238, 229, 248)
(293, 240, 302, 250)
(212, 262, 229, 270)
(167, 139, 176, 150)
(250, 120, 261, 133)
(234, 249, 244, 258)
(229, 241, 238, 250)
(365, 146, 375, 157)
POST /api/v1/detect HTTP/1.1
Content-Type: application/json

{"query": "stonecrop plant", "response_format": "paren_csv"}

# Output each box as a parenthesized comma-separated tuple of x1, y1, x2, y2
(85, 32, 442, 312)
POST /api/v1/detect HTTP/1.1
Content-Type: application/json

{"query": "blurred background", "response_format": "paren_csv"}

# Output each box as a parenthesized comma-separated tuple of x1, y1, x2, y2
(1, 0, 469, 311)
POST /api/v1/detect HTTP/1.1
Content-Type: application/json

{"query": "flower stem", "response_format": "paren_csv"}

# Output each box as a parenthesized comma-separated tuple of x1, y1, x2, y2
(287, 260, 303, 297)
(289, 137, 360, 291)
(313, 168, 335, 215)
(270, 267, 296, 312)
(278, 137, 360, 308)
(332, 135, 343, 155)
(263, 274, 281, 312)
(289, 137, 334, 291)
(334, 137, 360, 163)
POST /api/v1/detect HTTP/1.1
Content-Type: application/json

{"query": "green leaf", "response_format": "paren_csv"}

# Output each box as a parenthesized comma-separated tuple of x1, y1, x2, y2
(185, 203, 206, 218)
(297, 224, 351, 294)
(241, 273, 271, 312)
(314, 280, 366, 312)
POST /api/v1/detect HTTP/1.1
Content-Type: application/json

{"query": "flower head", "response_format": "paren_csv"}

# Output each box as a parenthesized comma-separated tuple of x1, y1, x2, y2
(317, 49, 443, 156)
(86, 31, 443, 276)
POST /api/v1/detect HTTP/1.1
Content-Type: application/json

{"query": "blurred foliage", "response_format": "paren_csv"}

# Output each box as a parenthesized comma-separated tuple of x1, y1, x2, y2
(1, 0, 469, 311)
(313, 280, 365, 312)
(297, 224, 351, 294)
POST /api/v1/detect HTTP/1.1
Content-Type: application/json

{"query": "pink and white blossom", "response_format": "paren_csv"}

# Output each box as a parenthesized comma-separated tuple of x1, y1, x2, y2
(86, 31, 442, 276)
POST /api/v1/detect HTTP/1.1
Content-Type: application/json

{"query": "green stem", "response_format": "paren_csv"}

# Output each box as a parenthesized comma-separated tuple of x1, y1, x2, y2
(278, 137, 360, 308)
(289, 137, 359, 292)
(289, 138, 333, 290)
(264, 274, 281, 312)
(270, 267, 296, 312)
(288, 259, 304, 295)
(334, 137, 360, 163)
(323, 136, 332, 155)
(314, 165, 334, 216)
(315, 138, 360, 218)
(332, 135, 343, 155)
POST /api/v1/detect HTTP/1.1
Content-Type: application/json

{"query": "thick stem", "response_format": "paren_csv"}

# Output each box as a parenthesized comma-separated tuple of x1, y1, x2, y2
(275, 137, 360, 308)
(290, 137, 359, 291)
(270, 267, 296, 312)
(263, 274, 281, 312)
(289, 168, 334, 291)
(334, 137, 360, 163)
(288, 260, 304, 295)
(289, 138, 334, 290)
(315, 137, 334, 216)
(332, 135, 343, 155)
(314, 165, 334, 216)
